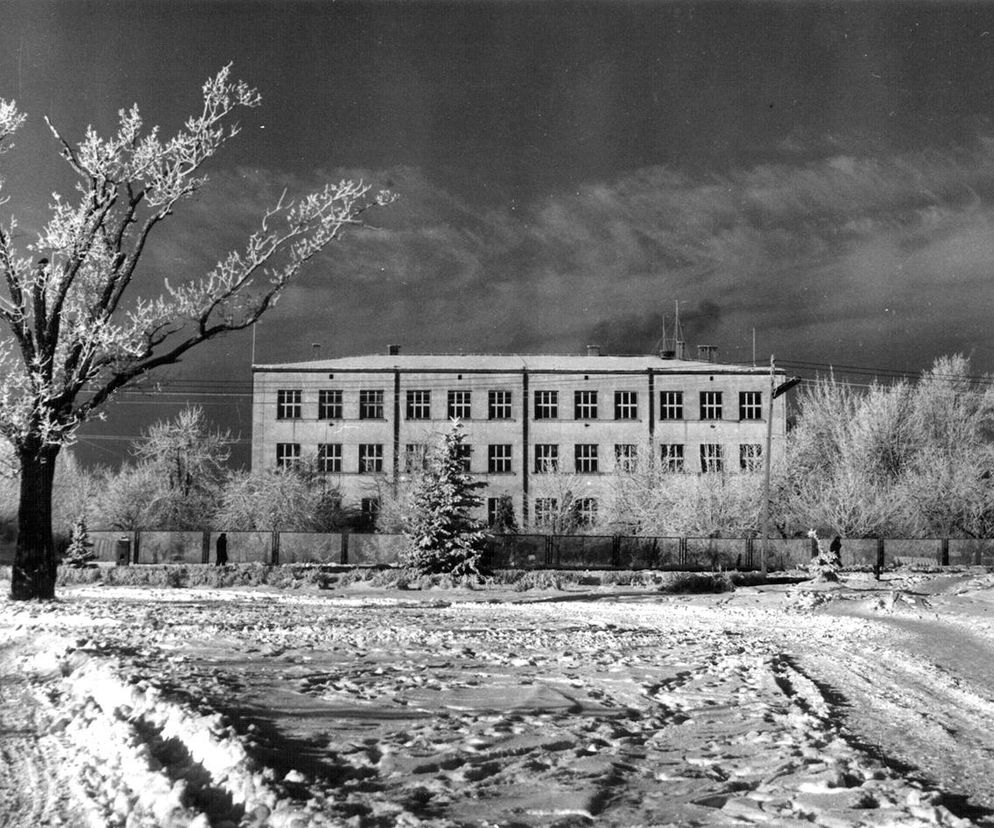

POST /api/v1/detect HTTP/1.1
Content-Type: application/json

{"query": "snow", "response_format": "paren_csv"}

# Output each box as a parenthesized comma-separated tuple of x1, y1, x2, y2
(3, 571, 994, 826)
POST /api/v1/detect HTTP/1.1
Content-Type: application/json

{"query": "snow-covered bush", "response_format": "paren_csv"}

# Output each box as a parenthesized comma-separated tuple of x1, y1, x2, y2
(61, 516, 96, 568)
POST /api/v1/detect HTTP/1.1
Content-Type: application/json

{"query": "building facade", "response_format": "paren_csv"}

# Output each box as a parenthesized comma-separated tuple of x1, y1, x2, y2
(251, 348, 788, 528)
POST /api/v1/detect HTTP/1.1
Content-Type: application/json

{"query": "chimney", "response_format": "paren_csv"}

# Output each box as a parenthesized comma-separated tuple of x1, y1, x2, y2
(387, 344, 400, 356)
(585, 344, 601, 357)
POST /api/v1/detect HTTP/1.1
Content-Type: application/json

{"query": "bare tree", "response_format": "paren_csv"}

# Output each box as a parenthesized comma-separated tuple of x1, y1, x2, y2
(0, 66, 392, 598)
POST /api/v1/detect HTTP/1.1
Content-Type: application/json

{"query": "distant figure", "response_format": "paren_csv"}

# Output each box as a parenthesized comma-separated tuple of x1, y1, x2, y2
(216, 532, 228, 566)
(829, 535, 842, 565)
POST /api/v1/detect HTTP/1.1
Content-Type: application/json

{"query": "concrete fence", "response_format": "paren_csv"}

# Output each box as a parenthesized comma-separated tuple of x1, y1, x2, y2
(10, 532, 994, 572)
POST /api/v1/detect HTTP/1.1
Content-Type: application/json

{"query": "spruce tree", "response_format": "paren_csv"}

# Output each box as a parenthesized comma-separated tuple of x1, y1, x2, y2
(62, 516, 96, 568)
(403, 422, 487, 575)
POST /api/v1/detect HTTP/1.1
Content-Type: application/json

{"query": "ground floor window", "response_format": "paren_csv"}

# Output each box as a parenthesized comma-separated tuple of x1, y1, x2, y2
(276, 442, 300, 469)
(700, 443, 723, 473)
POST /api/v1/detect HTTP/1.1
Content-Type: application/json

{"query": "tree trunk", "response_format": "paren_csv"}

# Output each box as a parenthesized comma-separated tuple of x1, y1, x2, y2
(10, 442, 60, 600)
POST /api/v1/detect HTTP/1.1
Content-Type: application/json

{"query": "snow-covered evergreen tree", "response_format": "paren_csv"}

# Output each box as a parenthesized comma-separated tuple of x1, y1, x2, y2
(62, 516, 95, 568)
(403, 422, 487, 575)
(491, 493, 519, 534)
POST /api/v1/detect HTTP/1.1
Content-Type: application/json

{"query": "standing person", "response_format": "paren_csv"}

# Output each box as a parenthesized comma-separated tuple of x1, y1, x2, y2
(829, 535, 842, 566)
(216, 532, 229, 566)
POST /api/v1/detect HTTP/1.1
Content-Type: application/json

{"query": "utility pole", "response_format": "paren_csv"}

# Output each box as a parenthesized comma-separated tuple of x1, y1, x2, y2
(760, 356, 801, 577)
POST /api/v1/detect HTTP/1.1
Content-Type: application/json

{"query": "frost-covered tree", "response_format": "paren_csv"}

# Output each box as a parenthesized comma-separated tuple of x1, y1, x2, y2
(402, 422, 487, 575)
(214, 467, 320, 531)
(0, 66, 391, 599)
(61, 515, 95, 568)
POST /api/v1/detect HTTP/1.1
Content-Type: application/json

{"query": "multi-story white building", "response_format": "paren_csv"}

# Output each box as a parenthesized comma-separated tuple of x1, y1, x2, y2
(251, 346, 788, 528)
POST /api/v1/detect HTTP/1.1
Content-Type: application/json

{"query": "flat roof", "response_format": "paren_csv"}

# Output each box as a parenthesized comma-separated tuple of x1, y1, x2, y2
(253, 353, 779, 374)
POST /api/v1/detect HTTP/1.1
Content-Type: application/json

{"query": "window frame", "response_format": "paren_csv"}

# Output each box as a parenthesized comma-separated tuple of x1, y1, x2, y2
(534, 390, 559, 420)
(661, 443, 685, 472)
(275, 442, 301, 469)
(403, 443, 427, 473)
(488, 389, 513, 420)
(700, 390, 723, 421)
(574, 389, 598, 420)
(358, 443, 384, 473)
(614, 443, 638, 472)
(447, 389, 472, 420)
(358, 389, 384, 420)
(317, 443, 342, 473)
(534, 497, 559, 528)
(276, 389, 302, 420)
(739, 391, 763, 421)
(659, 390, 684, 420)
(740, 443, 763, 472)
(574, 443, 599, 474)
(575, 497, 598, 527)
(406, 389, 431, 420)
(317, 389, 342, 420)
(488, 444, 513, 474)
(700, 443, 724, 473)
(613, 390, 638, 420)
(534, 443, 559, 473)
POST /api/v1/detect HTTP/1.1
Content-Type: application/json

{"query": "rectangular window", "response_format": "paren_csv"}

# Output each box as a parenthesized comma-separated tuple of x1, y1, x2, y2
(659, 390, 684, 420)
(739, 391, 763, 421)
(700, 443, 723, 473)
(614, 390, 638, 420)
(575, 497, 598, 527)
(574, 390, 598, 420)
(487, 497, 500, 527)
(404, 443, 427, 473)
(661, 444, 685, 472)
(488, 390, 512, 420)
(534, 390, 558, 419)
(359, 390, 384, 419)
(317, 389, 342, 420)
(448, 390, 472, 420)
(740, 443, 763, 472)
(360, 497, 379, 529)
(534, 444, 559, 473)
(488, 444, 512, 474)
(700, 391, 723, 420)
(276, 389, 301, 420)
(455, 443, 471, 473)
(575, 444, 599, 473)
(534, 497, 558, 528)
(358, 443, 384, 473)
(406, 389, 431, 420)
(317, 443, 342, 473)
(275, 442, 300, 469)
(615, 444, 638, 472)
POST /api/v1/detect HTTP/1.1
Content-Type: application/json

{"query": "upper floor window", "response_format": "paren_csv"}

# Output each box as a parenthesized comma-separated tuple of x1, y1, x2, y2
(661, 443, 685, 472)
(700, 391, 723, 420)
(574, 390, 598, 420)
(575, 444, 599, 474)
(659, 390, 683, 420)
(700, 443, 723, 473)
(615, 444, 638, 473)
(448, 390, 472, 420)
(740, 443, 763, 472)
(406, 390, 431, 420)
(488, 444, 512, 473)
(317, 443, 342, 473)
(317, 389, 342, 420)
(276, 389, 301, 420)
(739, 391, 762, 421)
(534, 444, 559, 473)
(534, 390, 558, 419)
(276, 442, 300, 469)
(614, 391, 638, 420)
(358, 443, 384, 473)
(455, 443, 472, 473)
(488, 390, 512, 420)
(359, 390, 384, 419)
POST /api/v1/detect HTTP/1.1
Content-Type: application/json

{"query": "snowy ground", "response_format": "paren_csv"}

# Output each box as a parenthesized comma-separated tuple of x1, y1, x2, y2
(4, 571, 994, 827)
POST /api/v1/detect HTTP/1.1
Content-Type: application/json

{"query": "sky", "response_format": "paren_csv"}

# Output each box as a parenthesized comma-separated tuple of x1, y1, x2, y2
(4, 0, 994, 467)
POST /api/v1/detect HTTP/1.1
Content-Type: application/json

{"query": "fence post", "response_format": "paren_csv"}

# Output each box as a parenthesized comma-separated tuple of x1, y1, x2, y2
(341, 531, 349, 565)
(271, 531, 280, 566)
(201, 531, 210, 565)
(544, 535, 554, 567)
(133, 531, 141, 564)
(876, 538, 885, 576)
(611, 536, 621, 569)
(941, 538, 949, 567)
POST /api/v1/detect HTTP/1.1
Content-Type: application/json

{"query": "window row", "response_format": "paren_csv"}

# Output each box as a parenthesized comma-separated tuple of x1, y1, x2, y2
(275, 441, 763, 474)
(275, 388, 765, 421)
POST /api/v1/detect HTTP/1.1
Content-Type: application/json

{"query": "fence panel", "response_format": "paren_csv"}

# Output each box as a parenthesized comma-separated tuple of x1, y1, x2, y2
(90, 531, 130, 563)
(278, 532, 344, 564)
(948, 538, 994, 566)
(348, 534, 408, 566)
(138, 531, 205, 564)
(207, 531, 272, 565)
(616, 536, 683, 569)
(684, 538, 749, 570)
(551, 535, 616, 569)
(485, 535, 547, 569)
(885, 538, 941, 567)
